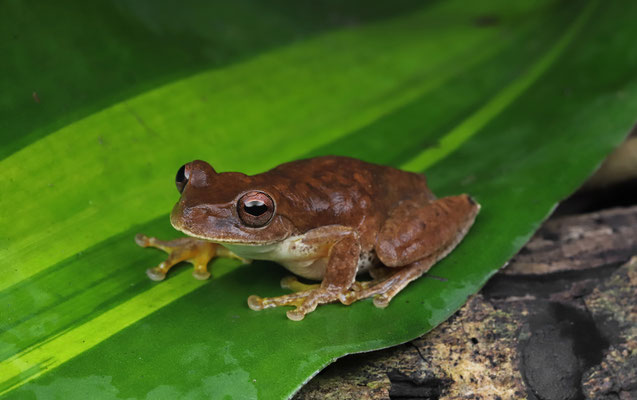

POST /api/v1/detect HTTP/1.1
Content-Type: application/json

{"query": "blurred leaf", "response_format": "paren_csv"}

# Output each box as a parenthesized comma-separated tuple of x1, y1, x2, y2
(1, 0, 636, 399)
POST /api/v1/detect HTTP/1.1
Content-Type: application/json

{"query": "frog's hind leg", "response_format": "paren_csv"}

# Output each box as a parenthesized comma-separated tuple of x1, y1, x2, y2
(135, 234, 249, 281)
(342, 194, 480, 307)
(347, 256, 437, 308)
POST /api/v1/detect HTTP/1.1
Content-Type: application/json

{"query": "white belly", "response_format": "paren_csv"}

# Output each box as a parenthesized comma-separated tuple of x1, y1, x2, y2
(220, 235, 376, 281)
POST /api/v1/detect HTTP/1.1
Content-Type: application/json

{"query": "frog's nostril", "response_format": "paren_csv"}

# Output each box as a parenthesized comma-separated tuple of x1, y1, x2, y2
(176, 164, 189, 193)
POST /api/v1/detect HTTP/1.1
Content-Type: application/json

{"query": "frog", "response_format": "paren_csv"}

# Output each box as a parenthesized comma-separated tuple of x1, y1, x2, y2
(136, 156, 480, 321)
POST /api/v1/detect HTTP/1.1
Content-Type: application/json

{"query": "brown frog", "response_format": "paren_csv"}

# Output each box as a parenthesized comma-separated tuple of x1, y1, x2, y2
(136, 156, 479, 321)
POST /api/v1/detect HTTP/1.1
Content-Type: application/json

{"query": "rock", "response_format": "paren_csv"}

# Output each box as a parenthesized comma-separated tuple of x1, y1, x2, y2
(581, 257, 637, 400)
(295, 295, 527, 399)
(294, 208, 637, 400)
(503, 206, 637, 275)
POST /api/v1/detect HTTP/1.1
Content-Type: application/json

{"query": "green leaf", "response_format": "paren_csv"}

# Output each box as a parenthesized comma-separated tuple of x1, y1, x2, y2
(1, 0, 636, 398)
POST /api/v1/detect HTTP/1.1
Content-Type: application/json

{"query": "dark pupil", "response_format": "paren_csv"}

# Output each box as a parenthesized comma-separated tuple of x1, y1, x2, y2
(244, 200, 268, 216)
(176, 165, 186, 183)
(175, 164, 188, 193)
(175, 165, 186, 183)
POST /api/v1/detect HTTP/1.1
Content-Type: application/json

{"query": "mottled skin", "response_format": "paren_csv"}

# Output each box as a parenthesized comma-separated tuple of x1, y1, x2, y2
(136, 156, 480, 321)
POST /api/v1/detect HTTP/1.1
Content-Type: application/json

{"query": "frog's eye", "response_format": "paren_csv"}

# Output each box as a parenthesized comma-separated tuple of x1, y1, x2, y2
(175, 164, 190, 194)
(237, 191, 275, 227)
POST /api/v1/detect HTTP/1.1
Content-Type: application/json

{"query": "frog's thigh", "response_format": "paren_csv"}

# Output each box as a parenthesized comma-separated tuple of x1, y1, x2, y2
(375, 194, 480, 267)
(352, 194, 479, 307)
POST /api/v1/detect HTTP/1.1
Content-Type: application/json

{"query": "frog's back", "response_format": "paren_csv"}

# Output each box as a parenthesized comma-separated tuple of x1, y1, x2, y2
(269, 155, 432, 198)
(259, 156, 434, 234)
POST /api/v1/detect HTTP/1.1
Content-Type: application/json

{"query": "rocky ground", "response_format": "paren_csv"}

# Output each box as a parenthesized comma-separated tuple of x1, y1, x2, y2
(294, 204, 637, 400)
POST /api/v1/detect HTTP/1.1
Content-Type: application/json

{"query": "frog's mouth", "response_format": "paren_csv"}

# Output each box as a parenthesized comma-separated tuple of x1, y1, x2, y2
(170, 213, 285, 246)
(182, 230, 282, 246)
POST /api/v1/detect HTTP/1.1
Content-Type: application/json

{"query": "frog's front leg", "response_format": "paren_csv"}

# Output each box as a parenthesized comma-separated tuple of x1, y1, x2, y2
(135, 234, 249, 281)
(248, 231, 360, 321)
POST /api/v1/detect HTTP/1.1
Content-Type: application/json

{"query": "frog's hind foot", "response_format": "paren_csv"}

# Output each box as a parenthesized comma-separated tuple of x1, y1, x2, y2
(136, 234, 248, 281)
(247, 287, 345, 322)
(341, 257, 437, 308)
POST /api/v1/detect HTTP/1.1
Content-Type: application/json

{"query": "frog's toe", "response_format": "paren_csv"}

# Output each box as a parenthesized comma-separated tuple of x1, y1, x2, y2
(247, 291, 314, 314)
(337, 280, 378, 305)
(338, 290, 358, 305)
(135, 234, 151, 247)
(286, 309, 305, 321)
(146, 267, 166, 281)
(192, 270, 211, 280)
(372, 294, 391, 308)
(247, 295, 265, 311)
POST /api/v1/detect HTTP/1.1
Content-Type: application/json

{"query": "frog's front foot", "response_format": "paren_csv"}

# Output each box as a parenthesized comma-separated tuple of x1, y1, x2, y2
(247, 287, 346, 321)
(135, 234, 250, 281)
